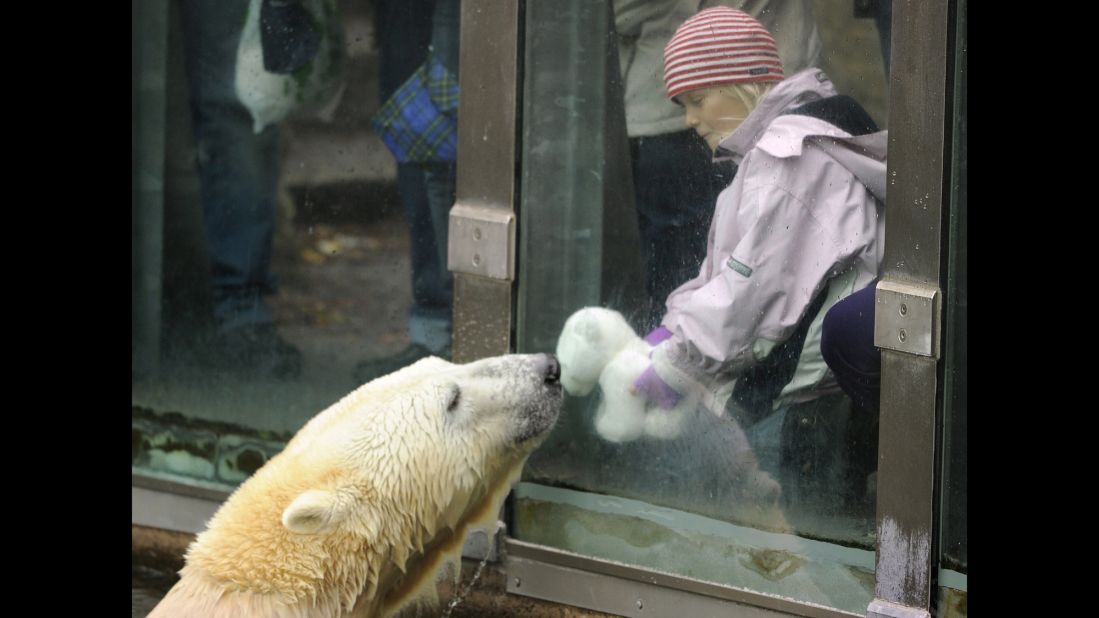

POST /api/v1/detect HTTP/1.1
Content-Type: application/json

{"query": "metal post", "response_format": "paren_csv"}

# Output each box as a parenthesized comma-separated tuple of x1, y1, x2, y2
(868, 1, 954, 616)
(448, 0, 522, 363)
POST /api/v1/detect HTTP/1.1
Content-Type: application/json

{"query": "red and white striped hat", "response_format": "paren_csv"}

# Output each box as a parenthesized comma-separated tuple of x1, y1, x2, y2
(663, 7, 784, 100)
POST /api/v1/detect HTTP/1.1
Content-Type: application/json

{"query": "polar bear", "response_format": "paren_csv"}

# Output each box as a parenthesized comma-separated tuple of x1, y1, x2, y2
(148, 353, 563, 618)
(556, 307, 693, 442)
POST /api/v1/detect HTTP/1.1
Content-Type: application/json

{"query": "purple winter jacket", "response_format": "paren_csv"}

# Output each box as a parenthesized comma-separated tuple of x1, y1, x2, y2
(651, 68, 888, 415)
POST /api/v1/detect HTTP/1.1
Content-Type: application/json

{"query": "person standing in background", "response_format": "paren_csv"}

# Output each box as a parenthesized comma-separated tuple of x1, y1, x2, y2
(355, 0, 460, 383)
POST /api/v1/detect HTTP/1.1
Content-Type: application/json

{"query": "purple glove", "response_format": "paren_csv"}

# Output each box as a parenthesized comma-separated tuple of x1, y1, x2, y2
(631, 365, 681, 410)
(644, 326, 673, 346)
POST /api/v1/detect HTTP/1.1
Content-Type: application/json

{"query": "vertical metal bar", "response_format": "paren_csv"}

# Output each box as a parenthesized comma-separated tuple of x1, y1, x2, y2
(870, 0, 953, 616)
(452, 274, 513, 363)
(939, 0, 967, 578)
(132, 0, 169, 377)
(881, 0, 951, 283)
(450, 0, 522, 363)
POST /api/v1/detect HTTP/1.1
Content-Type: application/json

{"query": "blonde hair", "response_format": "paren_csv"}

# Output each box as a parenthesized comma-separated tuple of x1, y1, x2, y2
(717, 82, 776, 115)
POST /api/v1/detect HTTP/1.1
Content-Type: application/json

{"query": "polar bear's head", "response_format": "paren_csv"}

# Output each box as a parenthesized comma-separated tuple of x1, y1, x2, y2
(556, 307, 640, 396)
(278, 353, 563, 535)
(168, 353, 562, 618)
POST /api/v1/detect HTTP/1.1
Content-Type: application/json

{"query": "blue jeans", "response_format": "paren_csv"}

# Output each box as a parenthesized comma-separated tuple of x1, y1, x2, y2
(394, 0, 460, 354)
(179, 0, 281, 335)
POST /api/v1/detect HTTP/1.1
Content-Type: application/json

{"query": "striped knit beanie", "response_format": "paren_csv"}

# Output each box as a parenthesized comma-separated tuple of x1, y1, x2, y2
(664, 7, 784, 100)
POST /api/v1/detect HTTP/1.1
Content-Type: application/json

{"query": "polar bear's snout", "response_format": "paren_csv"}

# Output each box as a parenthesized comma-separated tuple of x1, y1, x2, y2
(535, 353, 561, 385)
(506, 353, 563, 444)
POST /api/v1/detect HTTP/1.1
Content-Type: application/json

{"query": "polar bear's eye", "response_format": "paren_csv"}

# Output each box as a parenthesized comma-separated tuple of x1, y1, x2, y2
(446, 384, 462, 414)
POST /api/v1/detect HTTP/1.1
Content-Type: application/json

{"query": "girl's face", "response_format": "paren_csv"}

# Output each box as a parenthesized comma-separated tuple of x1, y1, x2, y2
(678, 87, 751, 152)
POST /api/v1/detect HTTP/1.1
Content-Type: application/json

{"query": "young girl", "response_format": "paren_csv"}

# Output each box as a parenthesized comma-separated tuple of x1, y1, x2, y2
(630, 7, 888, 428)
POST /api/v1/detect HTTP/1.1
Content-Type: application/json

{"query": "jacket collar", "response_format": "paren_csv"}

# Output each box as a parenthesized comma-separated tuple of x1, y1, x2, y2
(714, 68, 838, 164)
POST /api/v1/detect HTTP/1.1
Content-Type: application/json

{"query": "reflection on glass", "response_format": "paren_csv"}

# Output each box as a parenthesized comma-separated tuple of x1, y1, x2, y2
(132, 1, 459, 488)
(516, 2, 890, 614)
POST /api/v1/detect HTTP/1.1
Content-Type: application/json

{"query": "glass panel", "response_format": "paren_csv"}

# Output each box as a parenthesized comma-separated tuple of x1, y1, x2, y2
(515, 1, 890, 613)
(132, 0, 460, 487)
(938, 1, 966, 614)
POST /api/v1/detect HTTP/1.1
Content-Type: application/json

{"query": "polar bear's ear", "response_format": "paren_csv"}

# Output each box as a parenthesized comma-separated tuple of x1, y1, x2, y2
(282, 489, 352, 534)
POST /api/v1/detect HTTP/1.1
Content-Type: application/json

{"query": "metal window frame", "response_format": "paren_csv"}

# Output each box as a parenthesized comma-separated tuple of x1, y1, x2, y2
(938, 0, 968, 586)
(868, 1, 956, 617)
(132, 472, 230, 534)
(130, 471, 501, 560)
(506, 540, 862, 618)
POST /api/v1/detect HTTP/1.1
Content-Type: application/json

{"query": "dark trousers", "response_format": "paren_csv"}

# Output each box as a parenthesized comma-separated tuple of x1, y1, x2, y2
(820, 282, 881, 415)
(377, 0, 459, 353)
(179, 0, 280, 334)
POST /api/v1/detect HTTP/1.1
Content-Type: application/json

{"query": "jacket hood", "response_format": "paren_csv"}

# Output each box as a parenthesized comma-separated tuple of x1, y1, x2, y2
(715, 68, 838, 162)
(716, 69, 889, 202)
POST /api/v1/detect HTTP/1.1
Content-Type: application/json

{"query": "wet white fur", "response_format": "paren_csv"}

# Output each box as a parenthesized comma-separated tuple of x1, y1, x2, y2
(148, 354, 560, 618)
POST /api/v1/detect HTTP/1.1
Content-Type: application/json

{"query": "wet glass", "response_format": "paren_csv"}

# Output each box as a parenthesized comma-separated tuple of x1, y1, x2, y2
(132, 1, 460, 489)
(514, 1, 890, 613)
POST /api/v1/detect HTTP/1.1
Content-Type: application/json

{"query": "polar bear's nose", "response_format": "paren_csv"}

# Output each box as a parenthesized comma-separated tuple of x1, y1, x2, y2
(536, 353, 561, 385)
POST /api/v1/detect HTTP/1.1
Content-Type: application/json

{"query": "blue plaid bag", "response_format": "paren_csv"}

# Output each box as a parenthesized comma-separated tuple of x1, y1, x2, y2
(372, 57, 459, 163)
